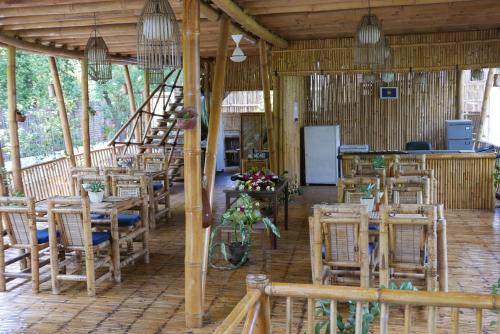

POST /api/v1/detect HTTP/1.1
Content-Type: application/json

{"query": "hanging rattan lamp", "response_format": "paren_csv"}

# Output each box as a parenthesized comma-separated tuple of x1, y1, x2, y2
(353, 1, 386, 69)
(147, 69, 166, 86)
(85, 17, 112, 82)
(137, 0, 182, 71)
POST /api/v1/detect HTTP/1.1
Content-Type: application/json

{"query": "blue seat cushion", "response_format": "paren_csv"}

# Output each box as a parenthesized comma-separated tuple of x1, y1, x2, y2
(92, 232, 111, 245)
(117, 212, 141, 226)
(369, 224, 380, 231)
(91, 213, 106, 220)
(369, 242, 376, 254)
(153, 181, 163, 191)
(36, 228, 50, 244)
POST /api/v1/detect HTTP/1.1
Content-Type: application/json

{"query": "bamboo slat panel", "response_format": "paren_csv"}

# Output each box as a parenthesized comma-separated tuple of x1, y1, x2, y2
(225, 55, 263, 91)
(272, 29, 500, 74)
(341, 153, 496, 210)
(304, 71, 456, 150)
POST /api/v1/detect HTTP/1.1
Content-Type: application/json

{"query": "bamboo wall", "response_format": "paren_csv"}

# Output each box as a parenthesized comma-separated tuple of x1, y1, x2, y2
(305, 71, 457, 150)
(272, 30, 500, 75)
(225, 55, 263, 91)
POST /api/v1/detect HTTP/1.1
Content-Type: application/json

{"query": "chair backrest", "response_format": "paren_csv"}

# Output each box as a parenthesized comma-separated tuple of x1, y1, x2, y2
(69, 167, 99, 195)
(381, 204, 436, 268)
(392, 154, 426, 175)
(116, 155, 139, 169)
(0, 196, 37, 246)
(76, 175, 110, 197)
(337, 176, 381, 203)
(388, 176, 430, 204)
(48, 196, 91, 249)
(102, 167, 129, 176)
(405, 141, 432, 150)
(142, 153, 167, 172)
(110, 175, 147, 198)
(310, 204, 369, 287)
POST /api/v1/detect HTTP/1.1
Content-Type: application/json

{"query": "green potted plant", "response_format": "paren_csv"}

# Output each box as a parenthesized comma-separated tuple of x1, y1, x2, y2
(209, 194, 280, 269)
(83, 180, 105, 203)
(358, 183, 376, 212)
(494, 160, 500, 200)
(371, 155, 386, 170)
(175, 106, 197, 130)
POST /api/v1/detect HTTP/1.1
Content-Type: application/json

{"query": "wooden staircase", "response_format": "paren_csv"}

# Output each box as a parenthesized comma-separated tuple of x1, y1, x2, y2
(108, 69, 185, 183)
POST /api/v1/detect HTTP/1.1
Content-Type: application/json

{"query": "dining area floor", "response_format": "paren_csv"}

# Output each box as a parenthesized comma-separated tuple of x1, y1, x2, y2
(0, 177, 499, 333)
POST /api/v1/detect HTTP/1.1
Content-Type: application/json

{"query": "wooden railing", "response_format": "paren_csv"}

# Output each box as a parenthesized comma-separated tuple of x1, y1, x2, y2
(215, 274, 500, 334)
(3, 146, 119, 202)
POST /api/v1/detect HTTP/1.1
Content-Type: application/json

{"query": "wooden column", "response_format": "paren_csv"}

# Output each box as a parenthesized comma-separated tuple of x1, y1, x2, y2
(258, 40, 277, 172)
(272, 74, 281, 174)
(476, 68, 495, 146)
(183, 0, 203, 328)
(81, 58, 91, 167)
(123, 65, 140, 141)
(49, 56, 76, 167)
(204, 14, 230, 204)
(7, 47, 23, 194)
(456, 69, 465, 120)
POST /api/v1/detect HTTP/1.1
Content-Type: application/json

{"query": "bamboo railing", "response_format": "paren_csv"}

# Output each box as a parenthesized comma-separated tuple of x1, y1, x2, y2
(2, 146, 123, 202)
(215, 274, 500, 334)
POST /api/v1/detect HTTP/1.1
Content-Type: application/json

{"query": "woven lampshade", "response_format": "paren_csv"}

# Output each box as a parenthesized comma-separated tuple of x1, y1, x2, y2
(85, 32, 112, 82)
(354, 14, 386, 69)
(147, 69, 166, 86)
(137, 0, 182, 70)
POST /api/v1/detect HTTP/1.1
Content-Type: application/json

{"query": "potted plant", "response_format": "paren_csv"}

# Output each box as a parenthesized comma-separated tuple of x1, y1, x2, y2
(83, 180, 105, 203)
(371, 155, 386, 170)
(494, 159, 500, 200)
(175, 106, 197, 130)
(358, 183, 376, 212)
(209, 194, 280, 269)
(15, 109, 26, 122)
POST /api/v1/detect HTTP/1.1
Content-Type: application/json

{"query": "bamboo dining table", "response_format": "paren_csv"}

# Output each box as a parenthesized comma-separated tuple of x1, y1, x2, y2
(35, 196, 147, 283)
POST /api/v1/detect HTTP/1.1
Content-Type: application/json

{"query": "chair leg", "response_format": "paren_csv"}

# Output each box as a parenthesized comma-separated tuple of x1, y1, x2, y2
(30, 246, 39, 293)
(0, 239, 5, 292)
(49, 245, 61, 295)
(85, 248, 96, 297)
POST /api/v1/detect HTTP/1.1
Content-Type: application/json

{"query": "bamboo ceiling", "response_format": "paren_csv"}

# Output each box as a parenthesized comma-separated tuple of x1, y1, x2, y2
(1, 0, 500, 62)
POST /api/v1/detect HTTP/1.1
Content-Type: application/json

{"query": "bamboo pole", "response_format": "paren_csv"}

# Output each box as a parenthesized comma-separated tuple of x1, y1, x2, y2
(143, 69, 151, 151)
(456, 69, 465, 119)
(204, 14, 230, 205)
(259, 40, 277, 173)
(123, 65, 140, 142)
(0, 143, 8, 196)
(243, 274, 271, 334)
(49, 56, 75, 167)
(7, 47, 23, 194)
(476, 68, 495, 147)
(183, 0, 204, 328)
(81, 57, 91, 167)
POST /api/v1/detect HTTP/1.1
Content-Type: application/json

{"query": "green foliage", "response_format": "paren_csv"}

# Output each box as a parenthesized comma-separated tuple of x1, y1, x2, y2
(491, 278, 500, 327)
(358, 183, 376, 198)
(83, 180, 105, 193)
(313, 282, 416, 334)
(11, 191, 24, 197)
(280, 171, 304, 204)
(371, 156, 387, 169)
(494, 159, 500, 188)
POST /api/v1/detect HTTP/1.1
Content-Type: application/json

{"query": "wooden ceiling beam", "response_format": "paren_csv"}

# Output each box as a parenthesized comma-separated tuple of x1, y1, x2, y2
(0, 32, 134, 63)
(2, 16, 139, 30)
(209, 0, 287, 48)
(0, 11, 139, 26)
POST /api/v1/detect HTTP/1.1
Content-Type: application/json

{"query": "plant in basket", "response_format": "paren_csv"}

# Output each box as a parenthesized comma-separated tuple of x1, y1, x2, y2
(358, 183, 376, 212)
(231, 168, 280, 192)
(175, 106, 197, 130)
(208, 194, 280, 270)
(371, 155, 387, 169)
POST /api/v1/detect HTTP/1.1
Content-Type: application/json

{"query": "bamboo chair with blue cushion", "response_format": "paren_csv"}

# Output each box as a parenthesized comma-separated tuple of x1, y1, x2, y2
(0, 196, 52, 293)
(47, 196, 113, 296)
(110, 175, 150, 266)
(69, 167, 99, 196)
(140, 153, 170, 226)
(310, 204, 372, 288)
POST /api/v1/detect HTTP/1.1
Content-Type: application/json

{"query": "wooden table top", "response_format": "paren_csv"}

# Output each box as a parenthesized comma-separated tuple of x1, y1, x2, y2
(35, 196, 142, 214)
(223, 179, 289, 195)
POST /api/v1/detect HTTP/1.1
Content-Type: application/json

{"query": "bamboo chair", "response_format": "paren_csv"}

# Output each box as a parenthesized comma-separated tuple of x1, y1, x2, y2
(115, 155, 139, 169)
(337, 176, 381, 204)
(379, 204, 438, 291)
(141, 153, 168, 172)
(387, 176, 431, 205)
(310, 204, 371, 288)
(102, 167, 129, 176)
(47, 196, 113, 297)
(392, 154, 426, 175)
(0, 197, 51, 293)
(109, 175, 150, 266)
(69, 167, 99, 195)
(75, 175, 110, 197)
(140, 153, 170, 226)
(395, 169, 437, 204)
(351, 155, 390, 183)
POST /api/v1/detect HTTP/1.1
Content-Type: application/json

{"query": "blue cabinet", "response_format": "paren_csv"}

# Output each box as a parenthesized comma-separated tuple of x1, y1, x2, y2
(445, 120, 473, 150)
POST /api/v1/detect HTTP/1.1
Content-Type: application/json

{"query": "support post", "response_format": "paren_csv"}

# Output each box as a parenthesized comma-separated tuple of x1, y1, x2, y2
(259, 40, 277, 172)
(49, 56, 76, 167)
(243, 274, 271, 334)
(7, 46, 23, 194)
(183, 0, 204, 328)
(476, 68, 495, 147)
(123, 65, 140, 142)
(81, 58, 91, 167)
(143, 70, 151, 151)
(0, 143, 8, 196)
(204, 14, 230, 204)
(456, 68, 465, 120)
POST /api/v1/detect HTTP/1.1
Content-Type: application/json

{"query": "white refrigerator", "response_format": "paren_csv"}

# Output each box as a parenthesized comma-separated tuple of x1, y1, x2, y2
(304, 125, 341, 185)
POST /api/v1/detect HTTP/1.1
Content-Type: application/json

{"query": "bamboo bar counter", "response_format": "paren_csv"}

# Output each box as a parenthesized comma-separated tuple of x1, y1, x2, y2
(341, 152, 497, 210)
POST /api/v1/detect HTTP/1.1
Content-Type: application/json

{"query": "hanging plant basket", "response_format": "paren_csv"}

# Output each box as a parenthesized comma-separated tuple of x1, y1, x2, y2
(15, 110, 26, 122)
(175, 107, 197, 130)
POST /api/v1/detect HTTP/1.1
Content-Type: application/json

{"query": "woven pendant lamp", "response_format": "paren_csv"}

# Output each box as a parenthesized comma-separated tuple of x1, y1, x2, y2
(137, 0, 182, 70)
(85, 17, 112, 82)
(353, 1, 386, 69)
